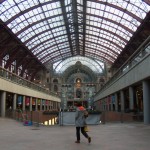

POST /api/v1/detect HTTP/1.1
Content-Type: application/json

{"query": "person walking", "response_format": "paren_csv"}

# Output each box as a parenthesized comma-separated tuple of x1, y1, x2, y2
(75, 102, 91, 143)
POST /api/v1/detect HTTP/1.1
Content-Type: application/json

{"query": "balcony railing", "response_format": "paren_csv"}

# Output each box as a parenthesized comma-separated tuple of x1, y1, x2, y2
(0, 67, 59, 97)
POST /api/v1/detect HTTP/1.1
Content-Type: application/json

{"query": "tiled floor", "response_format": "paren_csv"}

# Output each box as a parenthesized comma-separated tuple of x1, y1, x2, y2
(0, 118, 150, 150)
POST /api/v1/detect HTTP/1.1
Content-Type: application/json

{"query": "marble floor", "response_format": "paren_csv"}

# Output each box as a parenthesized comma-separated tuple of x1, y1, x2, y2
(0, 118, 150, 150)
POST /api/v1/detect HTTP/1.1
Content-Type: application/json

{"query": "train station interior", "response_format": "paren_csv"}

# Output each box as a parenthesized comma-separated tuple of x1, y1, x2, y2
(0, 0, 150, 149)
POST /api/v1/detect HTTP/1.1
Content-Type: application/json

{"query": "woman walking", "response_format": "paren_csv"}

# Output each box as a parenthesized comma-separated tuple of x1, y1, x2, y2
(75, 102, 91, 143)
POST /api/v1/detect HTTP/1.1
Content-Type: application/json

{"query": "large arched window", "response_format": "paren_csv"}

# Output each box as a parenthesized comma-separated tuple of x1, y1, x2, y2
(53, 79, 58, 83)
(53, 56, 105, 74)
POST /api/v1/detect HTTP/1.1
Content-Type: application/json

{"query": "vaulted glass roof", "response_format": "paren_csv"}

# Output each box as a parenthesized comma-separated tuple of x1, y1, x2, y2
(0, 0, 150, 67)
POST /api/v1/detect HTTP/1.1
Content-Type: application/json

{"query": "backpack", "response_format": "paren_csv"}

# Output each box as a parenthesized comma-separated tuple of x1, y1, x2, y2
(84, 110, 89, 118)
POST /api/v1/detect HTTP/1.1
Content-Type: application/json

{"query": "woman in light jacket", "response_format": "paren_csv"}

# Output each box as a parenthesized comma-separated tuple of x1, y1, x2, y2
(75, 102, 91, 143)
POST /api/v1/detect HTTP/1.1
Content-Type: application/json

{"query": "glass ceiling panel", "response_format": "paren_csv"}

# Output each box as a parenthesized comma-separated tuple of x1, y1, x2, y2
(0, 0, 150, 67)
(53, 56, 104, 74)
(42, 50, 72, 64)
(84, 0, 150, 62)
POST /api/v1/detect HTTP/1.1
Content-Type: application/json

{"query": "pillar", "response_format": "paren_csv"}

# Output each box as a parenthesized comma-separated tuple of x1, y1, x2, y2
(129, 86, 134, 110)
(30, 97, 32, 111)
(48, 101, 50, 110)
(120, 90, 125, 112)
(1, 91, 6, 117)
(103, 98, 105, 111)
(51, 101, 53, 110)
(50, 101, 52, 110)
(56, 101, 58, 110)
(13, 93, 17, 110)
(43, 100, 46, 111)
(35, 98, 38, 111)
(110, 95, 113, 111)
(54, 101, 56, 110)
(100, 100, 103, 111)
(22, 96, 25, 111)
(115, 93, 118, 112)
(143, 80, 150, 124)
(40, 99, 42, 111)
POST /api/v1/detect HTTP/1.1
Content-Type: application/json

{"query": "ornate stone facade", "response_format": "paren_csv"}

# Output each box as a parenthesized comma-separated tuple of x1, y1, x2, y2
(50, 61, 106, 110)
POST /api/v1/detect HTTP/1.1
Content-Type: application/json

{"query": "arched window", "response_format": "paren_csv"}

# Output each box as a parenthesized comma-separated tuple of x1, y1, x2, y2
(53, 79, 58, 83)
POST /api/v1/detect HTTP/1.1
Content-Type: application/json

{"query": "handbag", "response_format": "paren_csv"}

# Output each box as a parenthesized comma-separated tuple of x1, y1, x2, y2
(84, 125, 89, 132)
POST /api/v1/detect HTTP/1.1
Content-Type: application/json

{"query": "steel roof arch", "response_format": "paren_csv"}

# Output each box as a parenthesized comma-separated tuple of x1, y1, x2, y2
(42, 47, 114, 65)
(0, 0, 149, 70)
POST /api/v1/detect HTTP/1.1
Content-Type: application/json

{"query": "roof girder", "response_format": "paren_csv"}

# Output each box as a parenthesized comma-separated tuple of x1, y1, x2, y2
(43, 47, 113, 65)
(19, 12, 131, 45)
(60, 0, 74, 55)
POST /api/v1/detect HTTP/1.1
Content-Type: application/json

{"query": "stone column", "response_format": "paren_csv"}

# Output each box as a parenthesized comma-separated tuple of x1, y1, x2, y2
(143, 80, 150, 124)
(104, 98, 106, 111)
(48, 101, 51, 110)
(56, 102, 58, 110)
(35, 98, 38, 111)
(13, 93, 17, 110)
(54, 101, 56, 110)
(51, 101, 53, 110)
(129, 86, 134, 110)
(1, 91, 6, 117)
(120, 90, 125, 112)
(43, 100, 46, 111)
(30, 97, 32, 111)
(40, 99, 42, 111)
(115, 93, 118, 112)
(100, 100, 103, 111)
(50, 101, 52, 110)
(58, 102, 60, 111)
(111, 95, 113, 111)
(22, 96, 25, 111)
